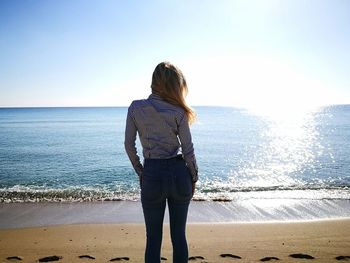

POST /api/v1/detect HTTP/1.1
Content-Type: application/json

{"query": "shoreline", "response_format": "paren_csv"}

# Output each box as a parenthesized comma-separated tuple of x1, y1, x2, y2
(1, 199, 350, 229)
(0, 220, 349, 263)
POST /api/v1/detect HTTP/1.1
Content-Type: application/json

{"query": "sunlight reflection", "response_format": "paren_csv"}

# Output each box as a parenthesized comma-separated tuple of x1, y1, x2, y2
(231, 107, 323, 189)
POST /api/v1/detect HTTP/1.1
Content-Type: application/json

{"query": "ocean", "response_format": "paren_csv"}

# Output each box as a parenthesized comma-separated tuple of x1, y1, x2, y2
(0, 105, 349, 203)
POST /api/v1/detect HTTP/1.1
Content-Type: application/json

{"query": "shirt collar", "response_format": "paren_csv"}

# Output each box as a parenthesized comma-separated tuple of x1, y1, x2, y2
(148, 93, 163, 101)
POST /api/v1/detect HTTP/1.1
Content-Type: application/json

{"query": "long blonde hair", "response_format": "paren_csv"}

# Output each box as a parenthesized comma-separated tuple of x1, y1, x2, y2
(151, 62, 196, 124)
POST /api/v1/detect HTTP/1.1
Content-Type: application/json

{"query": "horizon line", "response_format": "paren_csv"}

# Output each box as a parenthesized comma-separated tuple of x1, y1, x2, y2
(0, 103, 349, 109)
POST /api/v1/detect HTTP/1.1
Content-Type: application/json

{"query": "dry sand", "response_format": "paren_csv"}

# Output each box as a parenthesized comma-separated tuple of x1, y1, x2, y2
(0, 219, 349, 263)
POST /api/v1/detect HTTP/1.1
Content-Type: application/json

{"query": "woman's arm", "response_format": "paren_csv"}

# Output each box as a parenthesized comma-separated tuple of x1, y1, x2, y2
(178, 114, 198, 183)
(124, 105, 143, 177)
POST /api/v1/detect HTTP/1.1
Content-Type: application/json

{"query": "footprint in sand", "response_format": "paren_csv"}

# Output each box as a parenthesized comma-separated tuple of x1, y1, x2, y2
(220, 253, 242, 259)
(78, 255, 96, 260)
(289, 254, 315, 260)
(260, 257, 280, 261)
(38, 255, 62, 262)
(109, 257, 130, 261)
(6, 256, 23, 261)
(335, 256, 350, 261)
(188, 256, 205, 260)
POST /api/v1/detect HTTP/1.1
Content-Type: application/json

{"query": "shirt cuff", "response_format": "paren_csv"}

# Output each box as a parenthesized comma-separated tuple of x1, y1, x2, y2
(187, 158, 198, 183)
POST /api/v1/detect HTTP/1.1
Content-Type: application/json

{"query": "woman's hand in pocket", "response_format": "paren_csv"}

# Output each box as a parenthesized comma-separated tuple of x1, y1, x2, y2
(139, 174, 143, 188)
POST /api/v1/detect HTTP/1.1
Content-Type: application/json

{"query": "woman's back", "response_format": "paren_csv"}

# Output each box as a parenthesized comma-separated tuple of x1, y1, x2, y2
(127, 94, 184, 159)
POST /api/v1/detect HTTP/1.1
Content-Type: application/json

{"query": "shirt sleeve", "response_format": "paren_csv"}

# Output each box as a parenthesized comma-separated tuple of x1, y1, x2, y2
(124, 104, 143, 177)
(177, 113, 198, 182)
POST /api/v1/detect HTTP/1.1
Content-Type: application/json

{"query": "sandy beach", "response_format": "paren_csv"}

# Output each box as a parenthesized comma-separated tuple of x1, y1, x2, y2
(1, 219, 349, 263)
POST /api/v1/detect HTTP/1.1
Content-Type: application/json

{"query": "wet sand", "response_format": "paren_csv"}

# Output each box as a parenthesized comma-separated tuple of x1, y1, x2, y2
(0, 219, 349, 263)
(1, 199, 350, 228)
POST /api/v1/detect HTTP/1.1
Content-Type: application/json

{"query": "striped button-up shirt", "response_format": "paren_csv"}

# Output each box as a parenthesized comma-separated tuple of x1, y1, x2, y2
(124, 94, 198, 182)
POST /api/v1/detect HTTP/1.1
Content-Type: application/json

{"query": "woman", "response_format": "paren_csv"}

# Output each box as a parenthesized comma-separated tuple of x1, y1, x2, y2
(124, 62, 198, 263)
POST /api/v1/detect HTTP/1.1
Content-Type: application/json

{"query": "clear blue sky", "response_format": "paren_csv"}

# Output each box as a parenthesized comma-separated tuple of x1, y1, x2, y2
(1, 0, 349, 111)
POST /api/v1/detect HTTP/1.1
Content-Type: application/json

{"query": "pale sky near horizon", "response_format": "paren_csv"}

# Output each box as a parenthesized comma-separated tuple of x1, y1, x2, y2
(1, 0, 349, 113)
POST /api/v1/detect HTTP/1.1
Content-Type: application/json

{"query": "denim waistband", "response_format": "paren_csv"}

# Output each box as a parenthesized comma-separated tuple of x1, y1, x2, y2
(144, 154, 183, 165)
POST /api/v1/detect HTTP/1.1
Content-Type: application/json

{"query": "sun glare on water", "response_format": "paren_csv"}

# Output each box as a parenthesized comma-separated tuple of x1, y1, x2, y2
(221, 106, 324, 203)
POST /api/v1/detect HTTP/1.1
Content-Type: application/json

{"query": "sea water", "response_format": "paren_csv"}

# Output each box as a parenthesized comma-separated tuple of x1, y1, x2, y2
(0, 105, 349, 203)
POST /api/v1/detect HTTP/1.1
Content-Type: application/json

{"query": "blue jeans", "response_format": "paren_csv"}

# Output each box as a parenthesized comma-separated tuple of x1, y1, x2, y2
(141, 155, 193, 263)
